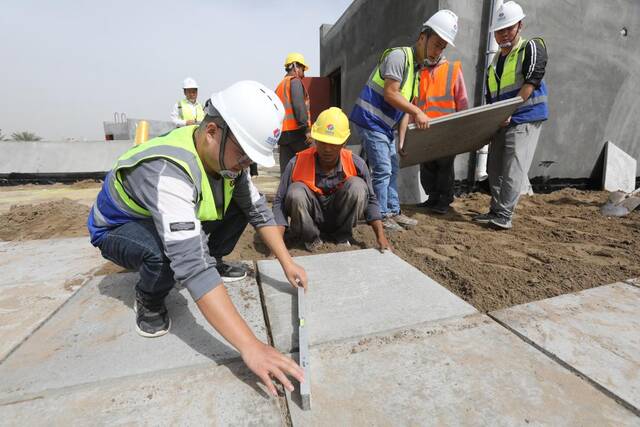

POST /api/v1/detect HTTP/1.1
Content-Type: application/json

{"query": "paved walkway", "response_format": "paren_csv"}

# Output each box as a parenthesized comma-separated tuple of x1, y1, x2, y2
(0, 240, 638, 425)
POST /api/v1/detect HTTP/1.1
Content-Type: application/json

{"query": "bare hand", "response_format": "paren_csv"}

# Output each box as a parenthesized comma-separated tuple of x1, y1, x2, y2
(500, 116, 511, 128)
(283, 261, 308, 290)
(376, 235, 393, 253)
(186, 119, 196, 125)
(241, 341, 304, 396)
(305, 132, 313, 145)
(398, 147, 407, 157)
(413, 110, 429, 130)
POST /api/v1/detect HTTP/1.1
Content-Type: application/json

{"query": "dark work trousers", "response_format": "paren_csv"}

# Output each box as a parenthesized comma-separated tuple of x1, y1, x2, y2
(279, 129, 308, 174)
(284, 177, 368, 242)
(420, 155, 455, 206)
(98, 200, 248, 305)
(249, 163, 258, 177)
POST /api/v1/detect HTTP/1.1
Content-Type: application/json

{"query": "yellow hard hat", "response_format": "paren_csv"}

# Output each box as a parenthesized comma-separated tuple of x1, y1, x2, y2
(311, 107, 351, 145)
(284, 52, 309, 70)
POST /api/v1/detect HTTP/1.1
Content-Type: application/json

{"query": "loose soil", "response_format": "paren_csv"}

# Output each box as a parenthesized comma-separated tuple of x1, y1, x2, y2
(2, 187, 638, 312)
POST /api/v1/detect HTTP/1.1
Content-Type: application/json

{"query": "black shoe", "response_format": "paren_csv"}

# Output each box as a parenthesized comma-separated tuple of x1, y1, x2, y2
(429, 204, 450, 215)
(134, 297, 170, 338)
(489, 216, 513, 230)
(416, 198, 438, 208)
(216, 260, 247, 282)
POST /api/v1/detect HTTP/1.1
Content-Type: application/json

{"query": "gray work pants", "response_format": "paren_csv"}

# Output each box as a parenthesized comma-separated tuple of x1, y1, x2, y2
(487, 121, 543, 219)
(284, 177, 368, 242)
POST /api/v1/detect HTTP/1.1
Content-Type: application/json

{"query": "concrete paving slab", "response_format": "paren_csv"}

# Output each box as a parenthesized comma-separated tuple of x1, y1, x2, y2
(285, 314, 638, 426)
(626, 277, 640, 288)
(0, 265, 267, 400)
(603, 141, 637, 193)
(0, 360, 283, 426)
(491, 282, 640, 412)
(0, 237, 106, 287)
(0, 238, 107, 361)
(399, 97, 522, 168)
(258, 249, 477, 353)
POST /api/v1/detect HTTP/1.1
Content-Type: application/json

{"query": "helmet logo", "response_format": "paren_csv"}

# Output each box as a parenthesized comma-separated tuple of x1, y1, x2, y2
(499, 12, 505, 18)
(273, 128, 281, 138)
(325, 123, 335, 135)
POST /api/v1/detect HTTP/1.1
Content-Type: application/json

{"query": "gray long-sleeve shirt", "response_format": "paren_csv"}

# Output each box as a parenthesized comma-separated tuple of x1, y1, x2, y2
(121, 159, 275, 300)
(272, 151, 382, 226)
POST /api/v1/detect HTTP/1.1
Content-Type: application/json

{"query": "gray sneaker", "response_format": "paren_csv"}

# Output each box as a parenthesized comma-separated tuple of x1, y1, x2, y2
(392, 213, 418, 229)
(382, 217, 405, 232)
(489, 216, 513, 230)
(472, 211, 497, 223)
(304, 237, 323, 252)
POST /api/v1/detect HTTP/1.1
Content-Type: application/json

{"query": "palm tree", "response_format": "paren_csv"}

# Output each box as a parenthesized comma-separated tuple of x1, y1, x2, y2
(12, 131, 42, 141)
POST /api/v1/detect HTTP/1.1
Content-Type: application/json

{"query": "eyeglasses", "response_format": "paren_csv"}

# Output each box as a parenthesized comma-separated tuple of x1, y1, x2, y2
(227, 133, 252, 166)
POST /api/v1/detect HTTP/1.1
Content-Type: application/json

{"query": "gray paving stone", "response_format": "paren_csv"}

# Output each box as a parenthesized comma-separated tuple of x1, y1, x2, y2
(285, 314, 638, 426)
(603, 141, 637, 193)
(258, 249, 477, 352)
(0, 238, 107, 361)
(626, 277, 640, 288)
(0, 265, 267, 400)
(400, 97, 522, 167)
(491, 282, 640, 412)
(0, 360, 283, 426)
(0, 237, 106, 287)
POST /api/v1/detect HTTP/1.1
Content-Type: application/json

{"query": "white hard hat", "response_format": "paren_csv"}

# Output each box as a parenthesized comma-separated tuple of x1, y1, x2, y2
(210, 80, 284, 167)
(492, 1, 525, 32)
(422, 9, 459, 47)
(183, 77, 199, 89)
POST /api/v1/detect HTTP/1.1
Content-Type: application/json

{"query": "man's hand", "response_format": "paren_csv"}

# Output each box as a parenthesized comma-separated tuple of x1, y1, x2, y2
(376, 234, 393, 253)
(413, 110, 430, 129)
(186, 119, 196, 125)
(305, 131, 313, 146)
(241, 340, 304, 397)
(500, 116, 511, 128)
(283, 261, 308, 290)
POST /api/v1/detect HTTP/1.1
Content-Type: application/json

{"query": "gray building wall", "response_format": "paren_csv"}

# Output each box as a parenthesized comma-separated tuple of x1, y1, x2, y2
(320, 0, 640, 183)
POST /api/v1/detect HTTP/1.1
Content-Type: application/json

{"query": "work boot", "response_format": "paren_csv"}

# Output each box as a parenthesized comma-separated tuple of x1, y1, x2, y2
(472, 211, 497, 223)
(428, 204, 450, 215)
(134, 295, 171, 338)
(489, 216, 513, 230)
(215, 259, 247, 282)
(304, 237, 323, 252)
(392, 213, 418, 229)
(416, 197, 438, 208)
(382, 216, 405, 232)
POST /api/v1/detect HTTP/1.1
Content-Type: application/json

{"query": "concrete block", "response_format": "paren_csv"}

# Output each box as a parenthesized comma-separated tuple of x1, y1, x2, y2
(491, 282, 640, 411)
(0, 238, 107, 361)
(399, 97, 523, 168)
(0, 266, 266, 399)
(258, 249, 477, 353)
(0, 360, 282, 426)
(285, 314, 637, 426)
(397, 164, 427, 204)
(603, 141, 637, 193)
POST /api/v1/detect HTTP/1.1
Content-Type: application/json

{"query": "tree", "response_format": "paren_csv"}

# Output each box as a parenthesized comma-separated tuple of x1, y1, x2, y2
(11, 131, 42, 141)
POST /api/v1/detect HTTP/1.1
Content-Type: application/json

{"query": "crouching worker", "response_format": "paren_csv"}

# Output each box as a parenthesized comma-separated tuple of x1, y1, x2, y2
(87, 80, 307, 396)
(273, 107, 391, 252)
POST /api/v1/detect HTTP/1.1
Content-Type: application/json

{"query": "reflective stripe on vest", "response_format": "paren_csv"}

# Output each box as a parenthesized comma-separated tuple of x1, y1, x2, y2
(349, 47, 416, 134)
(275, 76, 311, 132)
(107, 126, 233, 222)
(487, 37, 549, 122)
(416, 60, 460, 118)
(291, 147, 357, 196)
(178, 99, 205, 122)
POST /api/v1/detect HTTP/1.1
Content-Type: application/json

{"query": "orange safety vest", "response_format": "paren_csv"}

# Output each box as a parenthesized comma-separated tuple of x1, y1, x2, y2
(415, 60, 461, 118)
(275, 76, 311, 132)
(291, 147, 357, 195)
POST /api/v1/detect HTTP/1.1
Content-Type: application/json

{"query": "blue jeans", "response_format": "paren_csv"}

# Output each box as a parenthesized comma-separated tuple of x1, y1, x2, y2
(97, 200, 248, 304)
(355, 125, 400, 216)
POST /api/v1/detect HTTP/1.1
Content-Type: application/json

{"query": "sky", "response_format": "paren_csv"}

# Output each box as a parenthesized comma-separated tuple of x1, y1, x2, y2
(0, 0, 352, 141)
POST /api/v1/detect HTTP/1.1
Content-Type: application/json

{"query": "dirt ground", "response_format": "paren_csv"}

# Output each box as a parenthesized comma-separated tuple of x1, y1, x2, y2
(1, 182, 638, 312)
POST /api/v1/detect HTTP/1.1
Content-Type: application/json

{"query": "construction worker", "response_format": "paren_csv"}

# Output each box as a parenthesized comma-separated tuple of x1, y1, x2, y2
(273, 107, 391, 252)
(473, 1, 548, 229)
(87, 80, 306, 396)
(398, 10, 468, 215)
(349, 14, 459, 232)
(170, 77, 205, 127)
(275, 53, 312, 174)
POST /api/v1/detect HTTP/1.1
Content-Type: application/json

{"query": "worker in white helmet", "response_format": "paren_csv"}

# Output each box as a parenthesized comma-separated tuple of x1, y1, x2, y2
(88, 81, 306, 396)
(170, 77, 205, 127)
(398, 9, 469, 215)
(473, 1, 549, 230)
